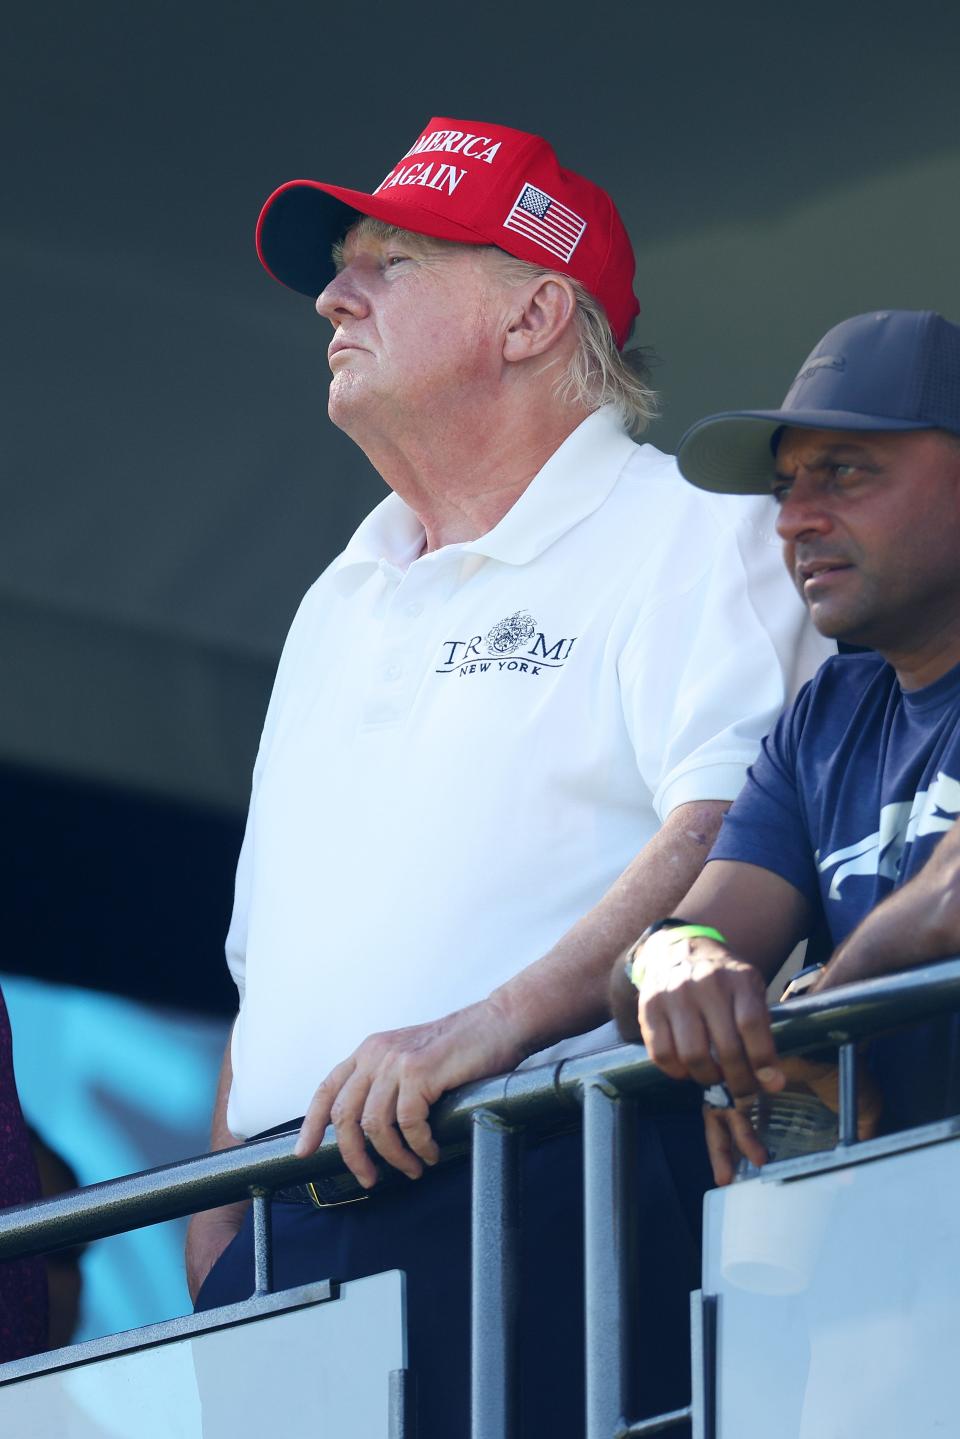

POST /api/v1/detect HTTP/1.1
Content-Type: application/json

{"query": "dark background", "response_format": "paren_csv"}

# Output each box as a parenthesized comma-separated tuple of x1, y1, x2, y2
(3, 1, 959, 1013)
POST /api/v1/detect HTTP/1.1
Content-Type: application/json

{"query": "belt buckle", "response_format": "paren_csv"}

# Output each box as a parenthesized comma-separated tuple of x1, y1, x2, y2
(304, 1180, 370, 1209)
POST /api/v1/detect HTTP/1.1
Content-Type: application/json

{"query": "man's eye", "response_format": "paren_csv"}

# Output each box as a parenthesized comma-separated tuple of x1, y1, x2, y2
(384, 255, 409, 268)
(771, 482, 791, 505)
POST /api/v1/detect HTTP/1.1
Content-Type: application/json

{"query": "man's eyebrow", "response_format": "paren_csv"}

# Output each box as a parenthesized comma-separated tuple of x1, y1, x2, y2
(817, 442, 873, 458)
(770, 442, 878, 489)
(773, 442, 875, 475)
(330, 227, 445, 274)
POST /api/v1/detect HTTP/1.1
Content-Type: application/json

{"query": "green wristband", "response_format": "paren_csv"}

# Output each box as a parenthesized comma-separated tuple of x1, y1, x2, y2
(661, 924, 727, 947)
(626, 923, 728, 992)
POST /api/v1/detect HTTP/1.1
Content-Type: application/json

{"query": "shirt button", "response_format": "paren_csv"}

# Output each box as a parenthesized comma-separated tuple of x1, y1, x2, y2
(405, 601, 423, 617)
(385, 664, 402, 681)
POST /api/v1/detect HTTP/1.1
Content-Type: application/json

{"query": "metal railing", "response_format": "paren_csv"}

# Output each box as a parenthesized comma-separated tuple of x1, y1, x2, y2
(2, 957, 960, 1438)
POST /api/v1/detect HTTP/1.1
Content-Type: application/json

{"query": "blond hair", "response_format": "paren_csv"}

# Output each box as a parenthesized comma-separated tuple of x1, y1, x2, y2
(334, 219, 659, 437)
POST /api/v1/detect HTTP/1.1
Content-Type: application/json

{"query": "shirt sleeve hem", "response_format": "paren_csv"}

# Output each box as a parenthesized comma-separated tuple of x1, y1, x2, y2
(706, 839, 819, 905)
(654, 756, 758, 823)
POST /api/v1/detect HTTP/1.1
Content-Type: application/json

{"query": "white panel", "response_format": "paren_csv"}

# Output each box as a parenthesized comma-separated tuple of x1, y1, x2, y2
(703, 1137, 960, 1438)
(0, 1271, 406, 1439)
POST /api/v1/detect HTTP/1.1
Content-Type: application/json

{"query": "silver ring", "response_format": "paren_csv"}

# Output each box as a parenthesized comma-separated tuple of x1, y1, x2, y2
(702, 1082, 735, 1110)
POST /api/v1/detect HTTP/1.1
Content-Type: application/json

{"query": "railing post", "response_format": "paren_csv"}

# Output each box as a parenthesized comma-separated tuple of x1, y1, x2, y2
(689, 1290, 716, 1439)
(583, 1078, 637, 1439)
(251, 1191, 274, 1296)
(471, 1108, 521, 1439)
(389, 1367, 416, 1438)
(837, 1042, 859, 1147)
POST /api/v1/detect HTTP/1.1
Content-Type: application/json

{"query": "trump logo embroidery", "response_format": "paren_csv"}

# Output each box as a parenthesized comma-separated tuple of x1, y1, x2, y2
(434, 611, 578, 678)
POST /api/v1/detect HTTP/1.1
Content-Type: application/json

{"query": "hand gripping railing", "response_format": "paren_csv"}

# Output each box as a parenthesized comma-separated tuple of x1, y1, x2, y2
(2, 957, 960, 1438)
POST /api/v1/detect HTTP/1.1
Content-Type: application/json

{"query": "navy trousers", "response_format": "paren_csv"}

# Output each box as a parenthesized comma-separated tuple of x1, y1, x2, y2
(196, 1112, 711, 1438)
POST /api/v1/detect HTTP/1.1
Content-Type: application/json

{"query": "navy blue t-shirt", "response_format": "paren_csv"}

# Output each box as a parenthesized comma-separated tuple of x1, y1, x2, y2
(712, 651, 960, 1131)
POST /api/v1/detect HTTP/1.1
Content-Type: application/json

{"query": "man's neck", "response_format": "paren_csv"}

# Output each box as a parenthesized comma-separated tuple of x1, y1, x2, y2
(889, 644, 960, 693)
(881, 615, 960, 692)
(352, 398, 594, 552)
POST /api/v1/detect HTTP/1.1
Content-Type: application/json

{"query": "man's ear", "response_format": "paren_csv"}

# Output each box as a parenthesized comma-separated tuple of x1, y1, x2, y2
(502, 275, 578, 363)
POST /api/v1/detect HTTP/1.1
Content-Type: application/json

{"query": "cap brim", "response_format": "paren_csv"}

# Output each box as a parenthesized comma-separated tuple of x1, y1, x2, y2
(677, 409, 930, 495)
(256, 179, 493, 298)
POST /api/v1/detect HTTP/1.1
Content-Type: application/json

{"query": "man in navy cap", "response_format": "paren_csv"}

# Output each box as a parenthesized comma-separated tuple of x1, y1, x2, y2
(614, 310, 960, 1184)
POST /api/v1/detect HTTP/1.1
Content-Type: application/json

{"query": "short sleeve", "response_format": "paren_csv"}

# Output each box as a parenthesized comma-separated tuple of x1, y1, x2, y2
(709, 688, 821, 906)
(619, 488, 833, 822)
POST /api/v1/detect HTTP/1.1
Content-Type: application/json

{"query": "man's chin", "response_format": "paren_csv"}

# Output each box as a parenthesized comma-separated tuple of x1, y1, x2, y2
(326, 383, 397, 452)
(807, 602, 874, 649)
(327, 376, 370, 431)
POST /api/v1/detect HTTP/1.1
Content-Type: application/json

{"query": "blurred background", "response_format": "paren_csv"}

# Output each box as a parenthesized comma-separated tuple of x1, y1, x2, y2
(2, 0, 959, 1343)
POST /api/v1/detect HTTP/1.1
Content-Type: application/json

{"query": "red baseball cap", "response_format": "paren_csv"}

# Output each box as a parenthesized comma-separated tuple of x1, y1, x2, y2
(256, 117, 641, 349)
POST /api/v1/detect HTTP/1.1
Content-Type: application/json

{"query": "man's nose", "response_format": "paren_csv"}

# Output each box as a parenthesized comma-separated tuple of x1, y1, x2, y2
(315, 269, 370, 325)
(774, 478, 833, 543)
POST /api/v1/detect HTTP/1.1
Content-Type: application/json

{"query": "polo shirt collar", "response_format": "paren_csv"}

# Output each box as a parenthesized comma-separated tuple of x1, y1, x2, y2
(332, 406, 636, 586)
(465, 406, 637, 564)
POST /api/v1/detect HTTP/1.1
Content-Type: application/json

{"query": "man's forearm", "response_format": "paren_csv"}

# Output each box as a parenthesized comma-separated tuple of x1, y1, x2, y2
(489, 800, 730, 1056)
(818, 818, 960, 992)
(294, 803, 733, 1182)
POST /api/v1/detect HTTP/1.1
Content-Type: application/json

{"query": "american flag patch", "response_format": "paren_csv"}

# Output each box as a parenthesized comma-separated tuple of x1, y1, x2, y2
(502, 183, 587, 263)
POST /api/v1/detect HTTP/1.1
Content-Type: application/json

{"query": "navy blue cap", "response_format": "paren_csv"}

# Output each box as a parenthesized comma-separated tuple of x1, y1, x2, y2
(678, 310, 960, 494)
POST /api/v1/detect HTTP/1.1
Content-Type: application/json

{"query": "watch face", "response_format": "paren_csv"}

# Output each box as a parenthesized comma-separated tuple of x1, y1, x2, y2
(780, 963, 825, 1001)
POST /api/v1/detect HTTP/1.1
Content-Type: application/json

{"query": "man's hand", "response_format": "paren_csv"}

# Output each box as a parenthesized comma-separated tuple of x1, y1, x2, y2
(703, 1100, 768, 1187)
(186, 1201, 248, 1303)
(294, 998, 527, 1186)
(703, 1051, 884, 1186)
(637, 929, 787, 1100)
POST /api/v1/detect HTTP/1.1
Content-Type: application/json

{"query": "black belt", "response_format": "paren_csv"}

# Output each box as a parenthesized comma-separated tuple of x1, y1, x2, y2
(274, 1178, 371, 1209)
(244, 1118, 366, 1208)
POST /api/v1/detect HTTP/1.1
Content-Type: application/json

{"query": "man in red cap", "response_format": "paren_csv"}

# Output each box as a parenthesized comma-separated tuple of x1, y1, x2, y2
(187, 118, 827, 1434)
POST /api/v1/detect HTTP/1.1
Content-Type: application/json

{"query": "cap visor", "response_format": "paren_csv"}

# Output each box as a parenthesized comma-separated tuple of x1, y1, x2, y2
(256, 179, 493, 298)
(677, 409, 929, 495)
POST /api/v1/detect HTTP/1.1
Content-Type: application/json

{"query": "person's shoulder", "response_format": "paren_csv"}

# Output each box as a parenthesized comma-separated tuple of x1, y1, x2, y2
(294, 493, 413, 609)
(616, 441, 689, 493)
(274, 525, 373, 651)
(612, 442, 722, 525)
(283, 559, 341, 625)
(608, 443, 792, 595)
(615, 443, 774, 528)
(787, 651, 893, 740)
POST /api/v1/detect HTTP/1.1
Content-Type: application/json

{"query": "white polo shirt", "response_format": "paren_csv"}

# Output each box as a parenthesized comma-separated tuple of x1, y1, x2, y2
(225, 407, 830, 1137)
